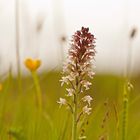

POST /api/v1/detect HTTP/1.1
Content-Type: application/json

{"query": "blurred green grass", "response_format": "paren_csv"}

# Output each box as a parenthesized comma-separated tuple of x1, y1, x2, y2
(0, 71, 140, 140)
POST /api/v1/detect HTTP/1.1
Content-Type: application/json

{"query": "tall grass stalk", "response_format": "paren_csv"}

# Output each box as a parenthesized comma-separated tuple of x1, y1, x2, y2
(113, 102, 119, 140)
(15, 0, 22, 94)
(31, 71, 42, 113)
(122, 82, 128, 140)
(122, 28, 137, 140)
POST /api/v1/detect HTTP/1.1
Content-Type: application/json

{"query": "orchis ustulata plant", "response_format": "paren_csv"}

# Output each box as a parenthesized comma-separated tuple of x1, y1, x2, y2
(58, 27, 96, 140)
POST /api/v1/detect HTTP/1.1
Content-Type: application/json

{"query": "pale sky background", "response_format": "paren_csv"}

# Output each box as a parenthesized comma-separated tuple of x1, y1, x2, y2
(0, 0, 140, 76)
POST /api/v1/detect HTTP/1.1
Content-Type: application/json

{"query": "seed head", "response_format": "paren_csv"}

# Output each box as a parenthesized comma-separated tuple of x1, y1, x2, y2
(130, 28, 137, 39)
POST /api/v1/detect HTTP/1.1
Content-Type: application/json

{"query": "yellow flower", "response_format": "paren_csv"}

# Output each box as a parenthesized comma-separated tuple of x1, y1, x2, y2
(0, 83, 3, 91)
(24, 58, 41, 71)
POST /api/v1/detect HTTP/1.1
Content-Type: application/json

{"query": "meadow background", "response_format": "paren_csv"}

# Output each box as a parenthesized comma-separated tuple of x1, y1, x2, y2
(0, 0, 140, 139)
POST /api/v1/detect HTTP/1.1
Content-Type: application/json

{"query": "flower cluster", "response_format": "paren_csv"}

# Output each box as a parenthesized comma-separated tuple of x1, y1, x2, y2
(58, 27, 96, 115)
(58, 26, 96, 140)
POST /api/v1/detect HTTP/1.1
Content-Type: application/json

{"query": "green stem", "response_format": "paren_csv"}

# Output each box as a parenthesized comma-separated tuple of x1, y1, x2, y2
(15, 0, 22, 94)
(72, 93, 77, 140)
(32, 71, 42, 113)
(122, 82, 128, 140)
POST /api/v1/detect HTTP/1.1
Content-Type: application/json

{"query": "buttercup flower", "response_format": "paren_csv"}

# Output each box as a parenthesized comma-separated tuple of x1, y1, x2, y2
(24, 58, 41, 71)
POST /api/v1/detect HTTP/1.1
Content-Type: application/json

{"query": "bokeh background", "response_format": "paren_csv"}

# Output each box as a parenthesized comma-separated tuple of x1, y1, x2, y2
(0, 0, 140, 76)
(0, 0, 140, 140)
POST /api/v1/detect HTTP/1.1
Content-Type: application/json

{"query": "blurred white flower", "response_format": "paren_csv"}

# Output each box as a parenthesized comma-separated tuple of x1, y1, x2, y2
(69, 74, 75, 81)
(81, 80, 92, 90)
(70, 71, 79, 78)
(57, 98, 67, 106)
(88, 71, 95, 79)
(83, 105, 92, 115)
(62, 62, 68, 73)
(79, 136, 87, 139)
(66, 88, 74, 96)
(82, 95, 93, 106)
(60, 76, 69, 86)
